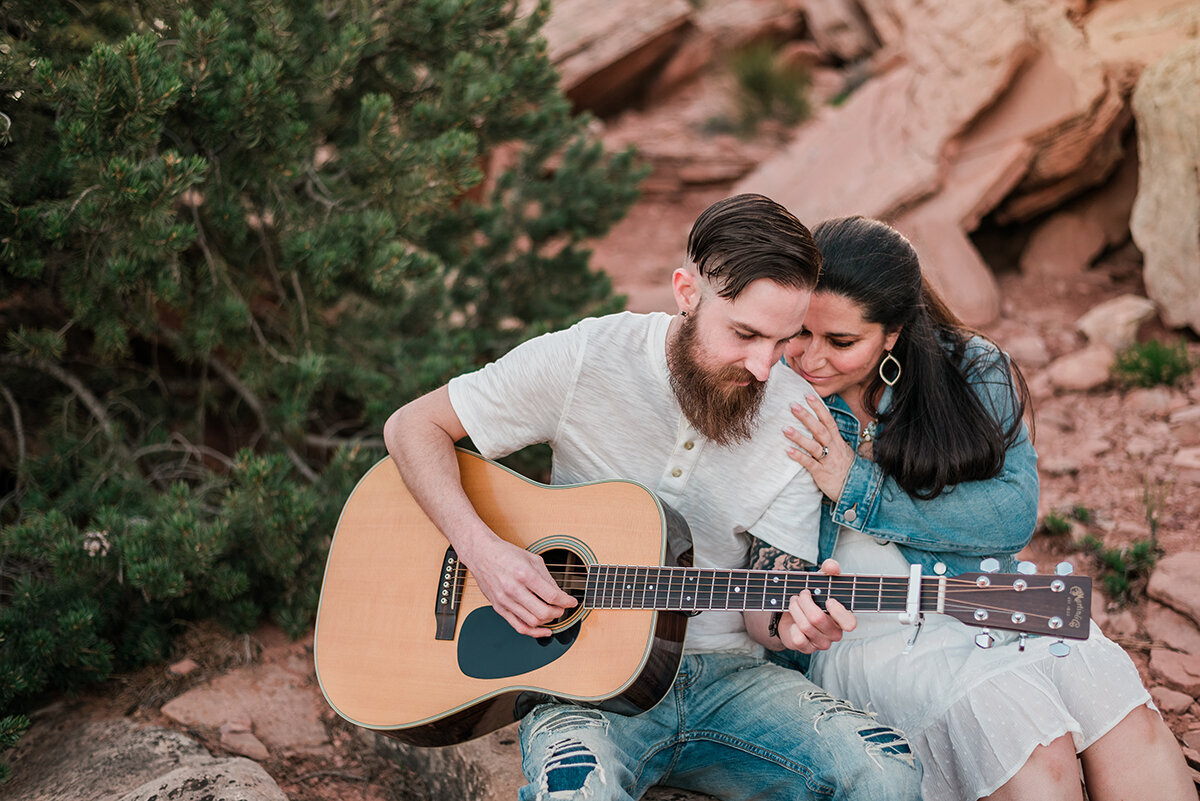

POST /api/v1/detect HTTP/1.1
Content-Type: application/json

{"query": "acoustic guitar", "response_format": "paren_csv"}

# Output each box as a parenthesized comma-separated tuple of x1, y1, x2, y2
(314, 450, 1091, 747)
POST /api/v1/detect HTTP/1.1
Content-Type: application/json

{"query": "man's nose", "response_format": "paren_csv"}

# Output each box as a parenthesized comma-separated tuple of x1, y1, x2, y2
(746, 343, 780, 382)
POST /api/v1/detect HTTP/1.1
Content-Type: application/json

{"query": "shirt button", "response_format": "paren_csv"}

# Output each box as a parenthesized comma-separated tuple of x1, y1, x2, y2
(843, 507, 857, 523)
(671, 468, 682, 478)
(683, 441, 695, 450)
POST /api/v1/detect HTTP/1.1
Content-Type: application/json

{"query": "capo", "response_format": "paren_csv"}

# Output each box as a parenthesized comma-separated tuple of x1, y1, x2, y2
(898, 564, 922, 626)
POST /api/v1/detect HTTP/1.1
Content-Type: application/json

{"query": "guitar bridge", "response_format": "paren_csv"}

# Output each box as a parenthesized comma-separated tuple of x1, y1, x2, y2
(434, 546, 465, 640)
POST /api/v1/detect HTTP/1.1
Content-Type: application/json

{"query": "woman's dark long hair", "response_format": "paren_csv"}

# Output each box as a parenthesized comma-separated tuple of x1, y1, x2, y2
(812, 216, 1032, 499)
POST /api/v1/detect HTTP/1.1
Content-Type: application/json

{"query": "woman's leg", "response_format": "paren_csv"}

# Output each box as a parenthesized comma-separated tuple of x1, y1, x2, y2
(983, 735, 1084, 801)
(1078, 704, 1197, 801)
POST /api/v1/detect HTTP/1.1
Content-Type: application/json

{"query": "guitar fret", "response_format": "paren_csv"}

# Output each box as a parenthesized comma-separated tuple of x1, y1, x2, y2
(765, 572, 785, 611)
(827, 575, 855, 609)
(652, 566, 666, 609)
(734, 569, 752, 610)
(878, 577, 907, 612)
(611, 564, 623, 608)
(650, 566, 666, 608)
(709, 570, 721, 609)
(673, 567, 689, 610)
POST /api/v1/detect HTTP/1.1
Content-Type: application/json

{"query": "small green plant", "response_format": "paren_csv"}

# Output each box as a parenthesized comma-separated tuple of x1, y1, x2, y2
(1113, 339, 1195, 388)
(1071, 505, 1092, 524)
(728, 42, 812, 132)
(1040, 511, 1072, 537)
(1143, 476, 1168, 545)
(1080, 534, 1160, 605)
(0, 714, 30, 784)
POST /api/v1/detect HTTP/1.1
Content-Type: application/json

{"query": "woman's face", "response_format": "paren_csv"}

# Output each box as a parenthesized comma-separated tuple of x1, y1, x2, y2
(783, 291, 900, 402)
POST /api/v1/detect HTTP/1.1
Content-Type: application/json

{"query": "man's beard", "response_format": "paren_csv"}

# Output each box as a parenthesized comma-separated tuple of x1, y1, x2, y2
(666, 313, 767, 447)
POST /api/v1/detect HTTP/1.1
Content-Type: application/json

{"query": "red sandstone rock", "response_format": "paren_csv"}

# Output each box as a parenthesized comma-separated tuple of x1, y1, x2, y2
(1075, 293, 1157, 351)
(1130, 41, 1200, 335)
(168, 657, 200, 676)
(1151, 686, 1197, 715)
(1084, 0, 1200, 77)
(1021, 212, 1108, 277)
(1148, 552, 1200, 628)
(1146, 602, 1200, 656)
(541, 0, 693, 115)
(801, 0, 879, 62)
(161, 635, 330, 754)
(1149, 648, 1200, 696)
(1045, 343, 1116, 392)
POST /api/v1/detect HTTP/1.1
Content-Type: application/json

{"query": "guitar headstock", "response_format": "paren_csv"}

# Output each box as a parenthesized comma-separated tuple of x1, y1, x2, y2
(943, 571, 1092, 640)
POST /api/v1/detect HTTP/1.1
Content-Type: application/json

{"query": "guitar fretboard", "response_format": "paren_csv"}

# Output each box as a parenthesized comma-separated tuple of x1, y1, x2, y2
(584, 565, 944, 614)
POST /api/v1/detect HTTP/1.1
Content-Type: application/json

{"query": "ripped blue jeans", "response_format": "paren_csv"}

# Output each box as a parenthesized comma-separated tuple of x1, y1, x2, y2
(518, 652, 920, 801)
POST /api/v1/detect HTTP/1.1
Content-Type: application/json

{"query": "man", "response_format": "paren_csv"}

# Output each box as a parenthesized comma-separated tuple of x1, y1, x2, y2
(384, 194, 920, 801)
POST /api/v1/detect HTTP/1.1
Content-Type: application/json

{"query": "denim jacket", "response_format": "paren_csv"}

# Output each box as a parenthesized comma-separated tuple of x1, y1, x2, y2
(815, 336, 1039, 578)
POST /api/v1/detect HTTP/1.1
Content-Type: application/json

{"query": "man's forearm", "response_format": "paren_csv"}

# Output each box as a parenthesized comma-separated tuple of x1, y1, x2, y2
(382, 388, 494, 562)
(744, 536, 811, 649)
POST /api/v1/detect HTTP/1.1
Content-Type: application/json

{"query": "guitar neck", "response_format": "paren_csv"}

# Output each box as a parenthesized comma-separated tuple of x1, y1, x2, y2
(584, 565, 940, 615)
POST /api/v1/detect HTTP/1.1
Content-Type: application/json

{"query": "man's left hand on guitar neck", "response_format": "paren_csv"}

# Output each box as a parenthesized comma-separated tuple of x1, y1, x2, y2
(745, 558, 857, 654)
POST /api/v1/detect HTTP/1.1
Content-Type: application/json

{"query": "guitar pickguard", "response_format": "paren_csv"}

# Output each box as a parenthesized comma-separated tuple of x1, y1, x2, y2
(457, 606, 580, 679)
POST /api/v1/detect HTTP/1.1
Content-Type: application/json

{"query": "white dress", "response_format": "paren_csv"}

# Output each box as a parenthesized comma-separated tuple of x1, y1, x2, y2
(808, 527, 1153, 801)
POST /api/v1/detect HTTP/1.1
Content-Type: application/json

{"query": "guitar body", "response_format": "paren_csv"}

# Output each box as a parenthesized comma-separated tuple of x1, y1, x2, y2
(314, 451, 690, 746)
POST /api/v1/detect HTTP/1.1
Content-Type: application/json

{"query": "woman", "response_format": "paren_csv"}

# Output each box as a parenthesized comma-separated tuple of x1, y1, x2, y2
(762, 216, 1195, 801)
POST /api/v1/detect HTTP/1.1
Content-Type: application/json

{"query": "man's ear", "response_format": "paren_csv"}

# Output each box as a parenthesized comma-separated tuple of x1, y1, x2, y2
(672, 264, 701, 315)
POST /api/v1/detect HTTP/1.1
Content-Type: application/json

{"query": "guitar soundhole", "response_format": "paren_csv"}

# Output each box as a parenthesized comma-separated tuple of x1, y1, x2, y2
(541, 547, 589, 632)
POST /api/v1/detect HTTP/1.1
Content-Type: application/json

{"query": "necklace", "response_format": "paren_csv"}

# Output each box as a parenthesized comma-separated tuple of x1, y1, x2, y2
(859, 420, 877, 444)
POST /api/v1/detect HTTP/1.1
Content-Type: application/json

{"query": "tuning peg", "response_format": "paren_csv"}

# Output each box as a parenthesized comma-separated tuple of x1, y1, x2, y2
(979, 557, 1000, 573)
(1055, 562, 1074, 576)
(1049, 639, 1071, 658)
(974, 629, 995, 649)
(1017, 561, 1036, 575)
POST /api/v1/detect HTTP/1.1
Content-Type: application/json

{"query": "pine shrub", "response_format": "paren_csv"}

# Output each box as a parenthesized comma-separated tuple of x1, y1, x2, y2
(0, 0, 645, 732)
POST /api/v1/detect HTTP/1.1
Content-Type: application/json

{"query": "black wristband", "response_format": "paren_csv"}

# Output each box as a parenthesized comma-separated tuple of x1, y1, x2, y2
(767, 611, 783, 638)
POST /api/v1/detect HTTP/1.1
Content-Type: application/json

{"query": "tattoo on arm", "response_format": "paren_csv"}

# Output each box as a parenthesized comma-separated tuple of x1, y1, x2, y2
(747, 536, 811, 572)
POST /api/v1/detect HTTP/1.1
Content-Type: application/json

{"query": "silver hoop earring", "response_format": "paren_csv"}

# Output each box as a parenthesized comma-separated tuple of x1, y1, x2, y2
(879, 350, 902, 387)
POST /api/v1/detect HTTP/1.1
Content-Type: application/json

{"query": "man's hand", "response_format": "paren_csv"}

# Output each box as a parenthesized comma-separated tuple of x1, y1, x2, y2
(775, 558, 858, 654)
(384, 387, 577, 639)
(465, 535, 578, 638)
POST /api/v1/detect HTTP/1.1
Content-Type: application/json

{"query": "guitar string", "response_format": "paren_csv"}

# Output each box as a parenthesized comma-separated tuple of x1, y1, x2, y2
(446, 568, 1078, 624)
(536, 564, 1074, 594)
(459, 564, 1076, 598)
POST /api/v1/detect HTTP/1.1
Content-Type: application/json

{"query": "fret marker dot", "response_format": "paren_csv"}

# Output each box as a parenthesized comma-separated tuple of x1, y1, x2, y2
(770, 599, 778, 606)
(734, 586, 742, 593)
